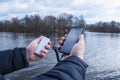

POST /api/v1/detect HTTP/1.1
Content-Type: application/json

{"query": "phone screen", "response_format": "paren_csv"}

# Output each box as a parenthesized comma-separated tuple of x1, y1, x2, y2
(59, 27, 84, 54)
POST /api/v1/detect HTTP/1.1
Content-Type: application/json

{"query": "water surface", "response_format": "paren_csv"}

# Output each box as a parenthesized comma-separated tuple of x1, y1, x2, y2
(0, 32, 120, 80)
(85, 32, 120, 79)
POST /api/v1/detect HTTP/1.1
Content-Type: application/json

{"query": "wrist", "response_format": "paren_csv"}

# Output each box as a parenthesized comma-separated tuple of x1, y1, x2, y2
(70, 54, 84, 60)
(26, 54, 29, 62)
(26, 49, 30, 62)
(78, 54, 84, 60)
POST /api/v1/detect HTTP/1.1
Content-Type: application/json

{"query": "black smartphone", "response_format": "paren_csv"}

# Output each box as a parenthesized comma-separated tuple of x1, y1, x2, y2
(59, 27, 84, 54)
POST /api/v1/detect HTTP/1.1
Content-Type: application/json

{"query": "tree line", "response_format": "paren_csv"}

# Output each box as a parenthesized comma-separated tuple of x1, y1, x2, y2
(0, 13, 120, 37)
(0, 13, 85, 36)
(86, 21, 120, 33)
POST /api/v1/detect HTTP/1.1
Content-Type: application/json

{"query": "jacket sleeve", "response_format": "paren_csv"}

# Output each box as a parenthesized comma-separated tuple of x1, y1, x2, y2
(33, 56, 88, 80)
(0, 48, 28, 75)
(0, 74, 4, 80)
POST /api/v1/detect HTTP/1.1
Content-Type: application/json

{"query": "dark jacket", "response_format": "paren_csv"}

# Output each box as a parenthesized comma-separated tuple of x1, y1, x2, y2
(0, 48, 28, 75)
(33, 56, 88, 80)
(0, 48, 88, 80)
(0, 75, 4, 80)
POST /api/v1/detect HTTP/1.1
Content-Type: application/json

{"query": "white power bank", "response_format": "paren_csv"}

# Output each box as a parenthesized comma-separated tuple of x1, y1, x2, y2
(35, 37, 50, 55)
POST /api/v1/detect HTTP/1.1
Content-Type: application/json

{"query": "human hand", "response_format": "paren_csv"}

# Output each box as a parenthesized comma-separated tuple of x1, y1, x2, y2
(26, 36, 51, 61)
(56, 35, 69, 58)
(56, 34, 85, 60)
(70, 34, 85, 59)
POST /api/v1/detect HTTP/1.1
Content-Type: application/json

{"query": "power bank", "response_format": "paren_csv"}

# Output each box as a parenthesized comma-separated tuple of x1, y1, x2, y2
(35, 37, 50, 55)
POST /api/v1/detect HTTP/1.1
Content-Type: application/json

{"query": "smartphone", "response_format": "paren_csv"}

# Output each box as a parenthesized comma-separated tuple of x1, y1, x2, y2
(35, 37, 50, 56)
(59, 27, 84, 54)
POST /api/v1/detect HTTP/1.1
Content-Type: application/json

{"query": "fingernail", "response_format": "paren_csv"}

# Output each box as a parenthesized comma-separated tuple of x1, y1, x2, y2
(81, 34, 84, 37)
(79, 34, 84, 40)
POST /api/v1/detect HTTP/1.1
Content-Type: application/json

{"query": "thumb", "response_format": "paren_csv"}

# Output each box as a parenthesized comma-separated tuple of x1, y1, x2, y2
(78, 34, 84, 44)
(34, 36, 43, 44)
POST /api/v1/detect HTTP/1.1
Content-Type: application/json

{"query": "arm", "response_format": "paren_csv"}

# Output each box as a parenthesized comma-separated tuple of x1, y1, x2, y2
(34, 56, 88, 80)
(0, 36, 51, 75)
(33, 34, 88, 80)
(0, 74, 4, 80)
(0, 47, 28, 75)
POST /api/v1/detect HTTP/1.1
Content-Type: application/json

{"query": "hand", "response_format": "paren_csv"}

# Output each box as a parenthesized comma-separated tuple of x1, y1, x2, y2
(56, 35, 69, 58)
(70, 34, 85, 59)
(56, 34, 85, 60)
(26, 36, 51, 61)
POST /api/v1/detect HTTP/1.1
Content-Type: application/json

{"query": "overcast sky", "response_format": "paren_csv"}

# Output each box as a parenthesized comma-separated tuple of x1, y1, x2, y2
(0, 0, 120, 24)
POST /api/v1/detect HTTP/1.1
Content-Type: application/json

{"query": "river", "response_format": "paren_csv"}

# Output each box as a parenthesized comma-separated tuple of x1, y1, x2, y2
(0, 32, 120, 80)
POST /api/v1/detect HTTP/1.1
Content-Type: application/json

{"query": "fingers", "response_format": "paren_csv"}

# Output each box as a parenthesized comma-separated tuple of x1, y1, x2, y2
(45, 41, 51, 49)
(59, 37, 65, 45)
(47, 41, 51, 45)
(39, 52, 46, 58)
(56, 45, 61, 49)
(56, 35, 66, 49)
(41, 49, 49, 54)
(41, 41, 51, 53)
(64, 34, 67, 37)
(39, 49, 48, 57)
(38, 41, 51, 57)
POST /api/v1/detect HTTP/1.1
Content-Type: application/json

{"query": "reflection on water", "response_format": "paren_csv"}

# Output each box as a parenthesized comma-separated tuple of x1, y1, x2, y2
(0, 32, 36, 50)
(0, 32, 120, 80)
(85, 32, 120, 79)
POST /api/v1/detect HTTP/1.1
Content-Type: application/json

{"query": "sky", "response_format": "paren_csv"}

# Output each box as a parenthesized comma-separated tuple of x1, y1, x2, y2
(0, 0, 120, 24)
